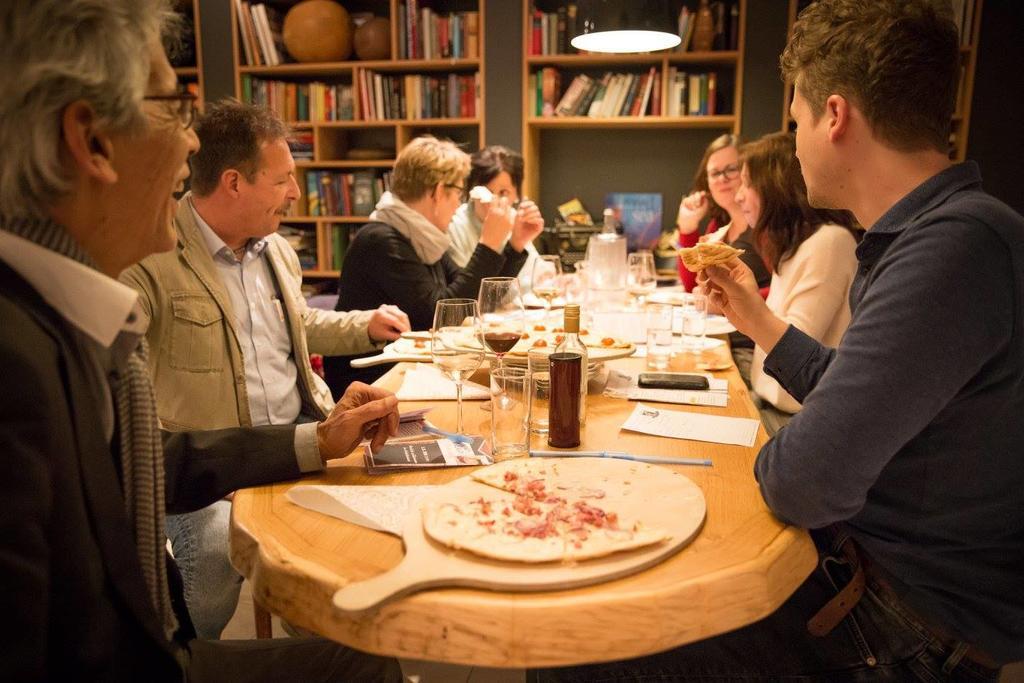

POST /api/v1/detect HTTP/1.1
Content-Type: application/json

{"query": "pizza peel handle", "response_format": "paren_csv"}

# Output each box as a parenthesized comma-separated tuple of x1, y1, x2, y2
(333, 557, 438, 611)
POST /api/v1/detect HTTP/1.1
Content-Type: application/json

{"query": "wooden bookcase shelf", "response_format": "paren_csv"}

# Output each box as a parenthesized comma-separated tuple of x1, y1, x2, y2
(781, 0, 982, 162)
(521, 0, 746, 202)
(172, 0, 204, 106)
(231, 0, 487, 278)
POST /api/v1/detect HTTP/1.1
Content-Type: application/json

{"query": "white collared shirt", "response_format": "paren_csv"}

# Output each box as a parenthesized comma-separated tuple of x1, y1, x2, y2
(190, 200, 302, 427)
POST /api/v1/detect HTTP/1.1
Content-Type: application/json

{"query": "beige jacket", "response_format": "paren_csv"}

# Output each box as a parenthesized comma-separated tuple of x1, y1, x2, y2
(120, 196, 378, 430)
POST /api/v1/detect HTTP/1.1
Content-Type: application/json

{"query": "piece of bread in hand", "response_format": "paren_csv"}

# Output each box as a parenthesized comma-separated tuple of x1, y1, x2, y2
(679, 241, 745, 273)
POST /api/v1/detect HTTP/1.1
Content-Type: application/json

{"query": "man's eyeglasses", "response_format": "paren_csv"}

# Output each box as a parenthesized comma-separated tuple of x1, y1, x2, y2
(446, 183, 466, 192)
(707, 164, 740, 182)
(143, 90, 199, 129)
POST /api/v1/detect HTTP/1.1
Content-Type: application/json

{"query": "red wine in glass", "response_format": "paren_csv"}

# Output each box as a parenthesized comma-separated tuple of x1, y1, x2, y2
(482, 331, 521, 355)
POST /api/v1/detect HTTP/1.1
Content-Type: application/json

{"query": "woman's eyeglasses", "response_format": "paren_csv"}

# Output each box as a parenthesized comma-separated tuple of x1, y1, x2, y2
(707, 164, 740, 182)
(143, 90, 199, 129)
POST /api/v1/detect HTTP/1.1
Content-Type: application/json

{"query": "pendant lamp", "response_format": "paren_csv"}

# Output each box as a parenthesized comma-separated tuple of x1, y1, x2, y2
(571, 0, 681, 54)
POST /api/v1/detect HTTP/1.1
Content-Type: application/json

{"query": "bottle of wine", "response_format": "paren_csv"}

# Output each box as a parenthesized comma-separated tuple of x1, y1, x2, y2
(548, 303, 588, 448)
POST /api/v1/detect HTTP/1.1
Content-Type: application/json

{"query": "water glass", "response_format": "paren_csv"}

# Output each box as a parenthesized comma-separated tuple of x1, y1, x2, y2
(528, 350, 550, 434)
(490, 366, 531, 461)
(680, 292, 708, 354)
(627, 250, 657, 304)
(645, 304, 674, 370)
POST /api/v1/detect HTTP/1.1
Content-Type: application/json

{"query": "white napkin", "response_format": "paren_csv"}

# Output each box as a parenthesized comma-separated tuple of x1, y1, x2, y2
(396, 363, 489, 401)
(286, 485, 439, 536)
(622, 403, 759, 447)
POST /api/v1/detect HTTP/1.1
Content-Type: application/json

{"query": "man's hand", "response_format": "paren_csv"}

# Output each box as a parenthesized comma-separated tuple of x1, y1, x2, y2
(676, 190, 710, 236)
(316, 382, 399, 461)
(509, 199, 545, 252)
(699, 259, 788, 353)
(367, 304, 410, 342)
(479, 196, 515, 253)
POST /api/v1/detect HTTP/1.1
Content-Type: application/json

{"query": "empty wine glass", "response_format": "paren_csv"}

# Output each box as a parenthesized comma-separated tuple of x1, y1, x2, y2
(477, 277, 525, 374)
(531, 255, 563, 327)
(627, 250, 657, 305)
(432, 298, 484, 435)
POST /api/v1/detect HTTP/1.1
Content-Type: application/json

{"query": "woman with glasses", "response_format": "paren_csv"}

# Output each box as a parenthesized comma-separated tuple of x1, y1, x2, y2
(675, 134, 771, 295)
(324, 136, 542, 393)
(447, 145, 544, 289)
(677, 134, 773, 384)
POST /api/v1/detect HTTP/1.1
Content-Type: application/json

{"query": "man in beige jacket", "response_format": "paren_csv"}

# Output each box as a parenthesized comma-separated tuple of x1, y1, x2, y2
(121, 100, 409, 638)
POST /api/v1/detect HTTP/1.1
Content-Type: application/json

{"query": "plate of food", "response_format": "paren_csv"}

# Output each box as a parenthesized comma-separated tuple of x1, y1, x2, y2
(454, 324, 635, 362)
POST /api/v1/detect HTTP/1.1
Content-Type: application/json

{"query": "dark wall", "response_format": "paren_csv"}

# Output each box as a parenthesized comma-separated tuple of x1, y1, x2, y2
(965, 2, 1024, 216)
(195, 1, 1020, 220)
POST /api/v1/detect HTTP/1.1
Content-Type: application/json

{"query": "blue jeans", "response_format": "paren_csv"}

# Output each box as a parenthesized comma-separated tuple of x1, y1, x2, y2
(167, 500, 242, 639)
(531, 546, 1001, 682)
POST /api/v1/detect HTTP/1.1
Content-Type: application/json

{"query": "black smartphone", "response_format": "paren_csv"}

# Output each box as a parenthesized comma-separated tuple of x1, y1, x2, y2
(637, 372, 710, 391)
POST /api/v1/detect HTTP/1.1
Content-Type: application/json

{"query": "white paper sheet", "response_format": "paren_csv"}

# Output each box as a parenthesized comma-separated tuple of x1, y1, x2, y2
(396, 363, 489, 401)
(286, 485, 439, 536)
(604, 369, 729, 407)
(621, 403, 759, 447)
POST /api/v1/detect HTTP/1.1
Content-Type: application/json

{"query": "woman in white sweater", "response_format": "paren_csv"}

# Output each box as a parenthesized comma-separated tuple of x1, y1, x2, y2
(734, 132, 862, 434)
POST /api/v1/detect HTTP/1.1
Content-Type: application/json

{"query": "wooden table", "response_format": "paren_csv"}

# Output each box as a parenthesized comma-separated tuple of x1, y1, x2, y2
(230, 348, 817, 668)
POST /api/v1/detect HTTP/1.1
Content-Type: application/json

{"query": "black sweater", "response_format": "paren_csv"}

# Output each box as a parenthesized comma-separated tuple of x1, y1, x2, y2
(323, 221, 528, 394)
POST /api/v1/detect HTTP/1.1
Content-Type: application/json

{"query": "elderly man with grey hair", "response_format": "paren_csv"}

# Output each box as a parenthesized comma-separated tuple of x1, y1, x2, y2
(0, 1, 402, 680)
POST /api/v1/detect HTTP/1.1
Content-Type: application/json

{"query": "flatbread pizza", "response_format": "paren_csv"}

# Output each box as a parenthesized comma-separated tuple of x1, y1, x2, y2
(679, 241, 745, 273)
(421, 460, 668, 563)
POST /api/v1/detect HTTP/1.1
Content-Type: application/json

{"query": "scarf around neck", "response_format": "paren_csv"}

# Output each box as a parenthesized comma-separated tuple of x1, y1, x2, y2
(370, 191, 451, 265)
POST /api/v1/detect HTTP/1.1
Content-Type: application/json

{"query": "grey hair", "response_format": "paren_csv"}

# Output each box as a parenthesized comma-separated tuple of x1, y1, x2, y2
(0, 0, 176, 219)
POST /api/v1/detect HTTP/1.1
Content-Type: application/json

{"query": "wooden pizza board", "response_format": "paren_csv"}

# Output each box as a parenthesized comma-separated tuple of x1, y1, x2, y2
(333, 457, 706, 612)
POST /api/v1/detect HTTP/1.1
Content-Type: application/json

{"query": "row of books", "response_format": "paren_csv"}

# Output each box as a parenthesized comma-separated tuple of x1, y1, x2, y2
(528, 1, 739, 56)
(676, 2, 740, 53)
(303, 170, 392, 218)
(528, 5, 578, 56)
(398, 3, 480, 60)
(277, 225, 317, 271)
(357, 71, 479, 121)
(288, 132, 313, 161)
(241, 76, 355, 122)
(327, 225, 350, 271)
(234, 0, 286, 66)
(665, 67, 720, 117)
(532, 68, 664, 118)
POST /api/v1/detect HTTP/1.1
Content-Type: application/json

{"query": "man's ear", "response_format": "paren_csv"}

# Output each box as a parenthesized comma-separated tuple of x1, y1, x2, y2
(61, 100, 118, 185)
(221, 169, 242, 197)
(825, 94, 850, 143)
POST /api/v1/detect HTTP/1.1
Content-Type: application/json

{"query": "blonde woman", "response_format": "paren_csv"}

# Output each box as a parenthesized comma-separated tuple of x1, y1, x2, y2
(325, 136, 543, 392)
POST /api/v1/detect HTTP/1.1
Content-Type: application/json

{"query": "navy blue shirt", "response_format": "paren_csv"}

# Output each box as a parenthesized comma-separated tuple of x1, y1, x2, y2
(757, 162, 1024, 663)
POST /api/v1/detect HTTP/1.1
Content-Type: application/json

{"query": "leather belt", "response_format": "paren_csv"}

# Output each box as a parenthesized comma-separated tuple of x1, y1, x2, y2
(806, 538, 1001, 673)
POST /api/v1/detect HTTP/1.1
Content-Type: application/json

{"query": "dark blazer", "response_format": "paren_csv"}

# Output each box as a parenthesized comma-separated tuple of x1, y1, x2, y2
(323, 221, 528, 393)
(0, 261, 301, 681)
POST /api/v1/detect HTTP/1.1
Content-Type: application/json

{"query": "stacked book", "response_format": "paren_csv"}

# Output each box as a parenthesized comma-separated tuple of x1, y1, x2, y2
(528, 3, 578, 56)
(241, 76, 354, 122)
(235, 0, 287, 66)
(675, 1, 740, 52)
(398, 2, 479, 60)
(304, 170, 392, 217)
(288, 132, 313, 161)
(532, 68, 662, 118)
(277, 226, 317, 270)
(357, 71, 479, 121)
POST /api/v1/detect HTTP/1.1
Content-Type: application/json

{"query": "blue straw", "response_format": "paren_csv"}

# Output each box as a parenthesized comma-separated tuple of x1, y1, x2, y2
(422, 424, 474, 444)
(529, 450, 712, 467)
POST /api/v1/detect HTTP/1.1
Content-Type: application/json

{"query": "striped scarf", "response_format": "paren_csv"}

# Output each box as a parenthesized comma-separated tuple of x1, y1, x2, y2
(0, 215, 177, 638)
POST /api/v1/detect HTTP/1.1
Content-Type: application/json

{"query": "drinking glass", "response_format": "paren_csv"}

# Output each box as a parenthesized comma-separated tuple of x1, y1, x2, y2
(490, 366, 531, 461)
(627, 250, 657, 305)
(432, 298, 484, 435)
(477, 277, 525, 373)
(645, 303, 674, 370)
(680, 292, 709, 354)
(531, 255, 563, 327)
(527, 349, 550, 434)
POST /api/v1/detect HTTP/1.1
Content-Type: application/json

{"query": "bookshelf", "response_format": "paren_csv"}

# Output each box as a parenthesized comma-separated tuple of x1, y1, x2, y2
(781, 0, 983, 163)
(172, 0, 205, 106)
(231, 0, 486, 278)
(521, 0, 746, 205)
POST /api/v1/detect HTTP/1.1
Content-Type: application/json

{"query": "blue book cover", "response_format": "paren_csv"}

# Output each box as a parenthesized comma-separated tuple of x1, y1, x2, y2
(604, 193, 662, 251)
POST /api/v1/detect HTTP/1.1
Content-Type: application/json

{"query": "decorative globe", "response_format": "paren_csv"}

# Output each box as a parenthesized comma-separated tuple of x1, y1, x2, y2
(353, 16, 391, 61)
(282, 0, 352, 63)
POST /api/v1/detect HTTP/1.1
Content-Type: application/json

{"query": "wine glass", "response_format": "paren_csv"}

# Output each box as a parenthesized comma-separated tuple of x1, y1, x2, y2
(432, 298, 484, 435)
(627, 250, 657, 305)
(477, 277, 525, 374)
(531, 255, 563, 327)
